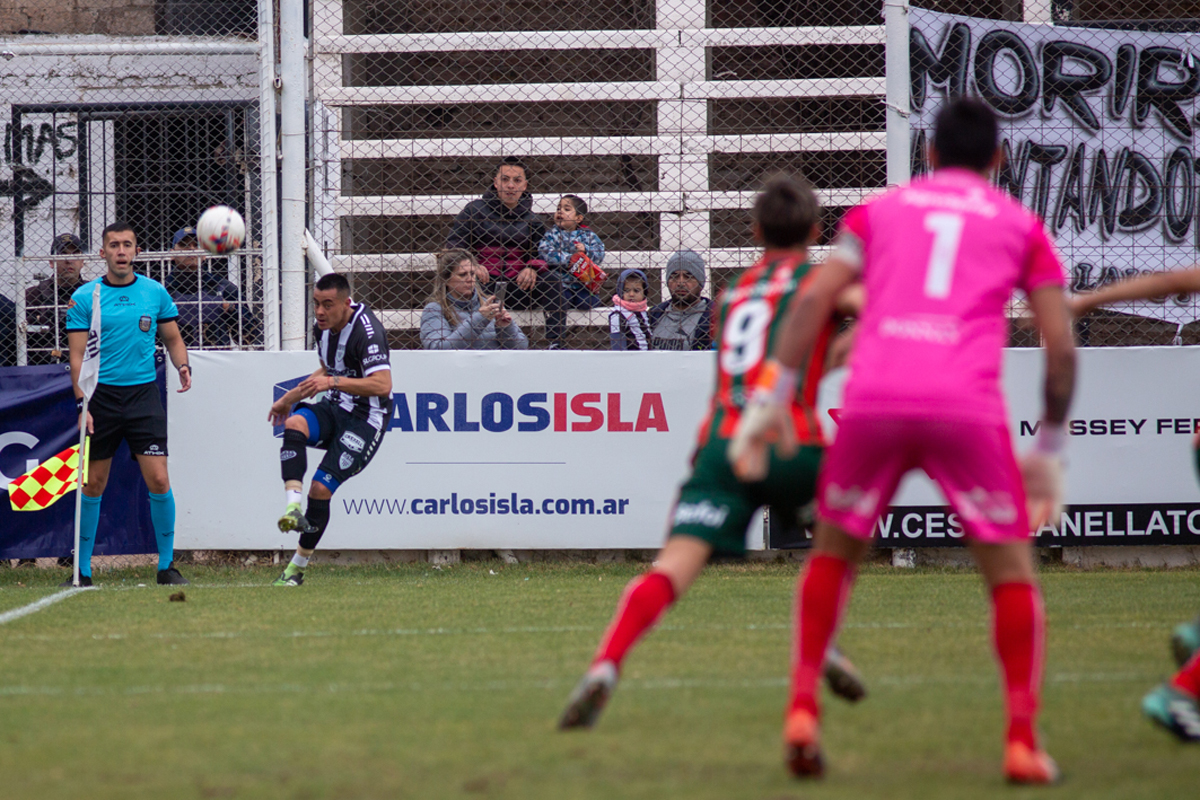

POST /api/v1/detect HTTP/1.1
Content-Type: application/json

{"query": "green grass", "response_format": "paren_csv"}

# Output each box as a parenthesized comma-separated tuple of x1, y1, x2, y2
(1, 561, 1198, 799)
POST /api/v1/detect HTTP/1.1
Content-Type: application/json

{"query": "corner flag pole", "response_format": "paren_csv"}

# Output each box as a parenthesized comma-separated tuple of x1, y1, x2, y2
(72, 283, 101, 587)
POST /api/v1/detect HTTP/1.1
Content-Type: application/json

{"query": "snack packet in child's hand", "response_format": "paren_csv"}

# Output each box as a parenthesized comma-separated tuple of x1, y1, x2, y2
(568, 253, 607, 294)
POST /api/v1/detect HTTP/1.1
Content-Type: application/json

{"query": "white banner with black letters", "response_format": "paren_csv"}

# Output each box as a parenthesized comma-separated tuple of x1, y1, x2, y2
(910, 10, 1200, 323)
(170, 348, 1200, 549)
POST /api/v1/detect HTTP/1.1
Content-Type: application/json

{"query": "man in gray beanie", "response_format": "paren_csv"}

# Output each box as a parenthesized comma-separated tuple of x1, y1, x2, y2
(648, 249, 713, 351)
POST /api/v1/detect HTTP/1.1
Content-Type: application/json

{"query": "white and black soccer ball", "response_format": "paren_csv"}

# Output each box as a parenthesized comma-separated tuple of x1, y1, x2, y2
(196, 205, 246, 254)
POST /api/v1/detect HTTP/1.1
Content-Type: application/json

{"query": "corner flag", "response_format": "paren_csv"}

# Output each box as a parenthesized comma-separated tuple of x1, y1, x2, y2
(77, 283, 102, 401)
(7, 444, 89, 511)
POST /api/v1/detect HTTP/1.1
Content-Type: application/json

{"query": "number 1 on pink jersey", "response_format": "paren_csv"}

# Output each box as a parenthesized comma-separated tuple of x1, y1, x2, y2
(923, 212, 965, 299)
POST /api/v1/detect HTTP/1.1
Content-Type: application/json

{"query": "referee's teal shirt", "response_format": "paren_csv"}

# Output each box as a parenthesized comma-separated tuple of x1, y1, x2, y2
(66, 275, 179, 386)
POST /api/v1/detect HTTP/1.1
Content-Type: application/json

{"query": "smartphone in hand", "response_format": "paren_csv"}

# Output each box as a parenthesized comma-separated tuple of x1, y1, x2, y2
(493, 281, 507, 310)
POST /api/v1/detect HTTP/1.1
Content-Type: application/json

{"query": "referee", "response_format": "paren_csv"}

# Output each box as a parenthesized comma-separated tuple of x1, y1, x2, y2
(65, 222, 192, 586)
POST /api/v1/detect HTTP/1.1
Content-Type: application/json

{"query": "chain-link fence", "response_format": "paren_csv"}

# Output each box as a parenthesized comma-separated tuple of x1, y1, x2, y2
(309, 0, 1200, 351)
(1, 6, 264, 366)
(312, 0, 889, 350)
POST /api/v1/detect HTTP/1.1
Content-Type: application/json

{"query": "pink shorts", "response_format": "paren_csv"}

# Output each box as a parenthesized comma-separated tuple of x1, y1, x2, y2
(816, 416, 1030, 544)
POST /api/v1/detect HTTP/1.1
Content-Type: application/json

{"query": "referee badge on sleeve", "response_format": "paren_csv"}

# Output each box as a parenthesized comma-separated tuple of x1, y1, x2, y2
(139, 315, 152, 332)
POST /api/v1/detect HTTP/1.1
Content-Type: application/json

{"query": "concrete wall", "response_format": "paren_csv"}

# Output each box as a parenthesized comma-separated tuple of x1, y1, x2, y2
(1, 0, 156, 36)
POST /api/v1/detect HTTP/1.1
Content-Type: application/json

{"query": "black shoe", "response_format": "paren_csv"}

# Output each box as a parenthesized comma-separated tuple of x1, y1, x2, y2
(157, 564, 190, 585)
(60, 575, 93, 587)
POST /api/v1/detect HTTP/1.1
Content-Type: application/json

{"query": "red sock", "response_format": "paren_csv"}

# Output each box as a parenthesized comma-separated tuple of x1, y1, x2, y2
(594, 571, 676, 669)
(1171, 650, 1200, 698)
(789, 553, 856, 717)
(992, 582, 1045, 750)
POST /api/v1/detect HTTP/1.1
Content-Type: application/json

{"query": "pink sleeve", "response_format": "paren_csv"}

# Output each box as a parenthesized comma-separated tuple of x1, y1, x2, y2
(1019, 221, 1066, 294)
(838, 204, 869, 243)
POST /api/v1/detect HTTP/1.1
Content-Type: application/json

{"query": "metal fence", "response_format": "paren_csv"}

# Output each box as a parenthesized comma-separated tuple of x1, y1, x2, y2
(0, 10, 264, 366)
(312, 0, 889, 350)
(309, 0, 1200, 351)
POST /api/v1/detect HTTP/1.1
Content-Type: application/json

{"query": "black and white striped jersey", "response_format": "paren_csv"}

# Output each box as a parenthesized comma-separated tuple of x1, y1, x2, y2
(313, 302, 392, 431)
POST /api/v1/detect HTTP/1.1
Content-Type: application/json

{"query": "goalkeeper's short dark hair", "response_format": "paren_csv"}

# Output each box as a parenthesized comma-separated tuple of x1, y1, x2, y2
(933, 97, 999, 172)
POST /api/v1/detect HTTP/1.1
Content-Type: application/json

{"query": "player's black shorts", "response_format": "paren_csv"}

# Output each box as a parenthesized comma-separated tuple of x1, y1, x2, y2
(294, 398, 386, 489)
(89, 381, 168, 461)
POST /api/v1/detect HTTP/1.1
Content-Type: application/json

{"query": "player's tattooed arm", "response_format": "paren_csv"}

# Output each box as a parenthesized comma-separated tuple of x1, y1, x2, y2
(303, 368, 392, 399)
(1028, 285, 1075, 427)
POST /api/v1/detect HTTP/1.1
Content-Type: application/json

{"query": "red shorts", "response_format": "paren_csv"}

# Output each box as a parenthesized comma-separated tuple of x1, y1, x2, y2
(816, 416, 1030, 544)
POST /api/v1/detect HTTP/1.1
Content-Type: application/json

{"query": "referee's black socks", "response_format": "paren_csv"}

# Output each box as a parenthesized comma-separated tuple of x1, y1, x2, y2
(299, 498, 330, 551)
(280, 429, 308, 483)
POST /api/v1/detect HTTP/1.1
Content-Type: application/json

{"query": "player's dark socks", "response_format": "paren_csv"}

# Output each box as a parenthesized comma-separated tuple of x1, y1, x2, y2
(1171, 650, 1200, 698)
(78, 494, 102, 578)
(790, 554, 856, 716)
(298, 497, 331, 551)
(147, 489, 176, 571)
(992, 582, 1044, 750)
(280, 429, 309, 483)
(594, 571, 676, 669)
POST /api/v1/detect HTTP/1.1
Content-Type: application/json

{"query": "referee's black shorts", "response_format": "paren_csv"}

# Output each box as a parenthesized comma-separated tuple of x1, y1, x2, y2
(89, 382, 168, 461)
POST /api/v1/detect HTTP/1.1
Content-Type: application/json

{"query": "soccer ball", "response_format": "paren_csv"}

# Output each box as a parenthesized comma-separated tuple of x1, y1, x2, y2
(196, 205, 246, 254)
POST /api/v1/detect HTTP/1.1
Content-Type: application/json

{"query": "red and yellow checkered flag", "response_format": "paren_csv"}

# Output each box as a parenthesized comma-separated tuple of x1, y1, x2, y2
(7, 443, 88, 511)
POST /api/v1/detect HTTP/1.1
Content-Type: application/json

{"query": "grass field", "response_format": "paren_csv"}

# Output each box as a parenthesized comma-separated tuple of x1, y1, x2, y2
(1, 560, 1198, 799)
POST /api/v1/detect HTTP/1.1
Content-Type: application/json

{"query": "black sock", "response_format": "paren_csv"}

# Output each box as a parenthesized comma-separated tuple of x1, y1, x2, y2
(280, 429, 308, 483)
(299, 497, 331, 551)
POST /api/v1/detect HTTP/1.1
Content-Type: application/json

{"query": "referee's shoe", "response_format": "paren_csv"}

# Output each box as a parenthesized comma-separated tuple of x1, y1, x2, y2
(157, 563, 190, 585)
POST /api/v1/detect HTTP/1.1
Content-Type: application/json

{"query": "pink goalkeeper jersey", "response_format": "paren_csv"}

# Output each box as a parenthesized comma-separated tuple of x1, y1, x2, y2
(838, 168, 1065, 424)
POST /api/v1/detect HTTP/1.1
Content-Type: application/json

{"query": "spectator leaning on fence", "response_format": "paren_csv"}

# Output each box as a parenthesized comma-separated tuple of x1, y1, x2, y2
(446, 157, 569, 348)
(421, 249, 529, 350)
(538, 194, 606, 310)
(649, 250, 713, 351)
(609, 269, 652, 351)
(164, 226, 242, 348)
(25, 233, 86, 364)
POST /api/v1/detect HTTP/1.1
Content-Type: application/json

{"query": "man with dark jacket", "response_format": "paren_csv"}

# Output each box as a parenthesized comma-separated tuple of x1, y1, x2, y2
(25, 233, 86, 364)
(649, 250, 714, 351)
(447, 157, 568, 348)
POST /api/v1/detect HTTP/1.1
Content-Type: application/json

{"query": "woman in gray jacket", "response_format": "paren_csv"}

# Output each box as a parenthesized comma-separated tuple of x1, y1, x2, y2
(421, 249, 529, 350)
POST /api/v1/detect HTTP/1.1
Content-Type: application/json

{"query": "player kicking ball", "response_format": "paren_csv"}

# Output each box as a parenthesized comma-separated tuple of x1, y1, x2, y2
(267, 273, 392, 586)
(559, 175, 867, 731)
(730, 98, 1077, 783)
(1070, 272, 1200, 742)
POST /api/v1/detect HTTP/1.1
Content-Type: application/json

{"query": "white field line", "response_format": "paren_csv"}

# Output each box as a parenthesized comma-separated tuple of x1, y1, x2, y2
(0, 618, 1168, 643)
(0, 671, 1159, 699)
(0, 587, 93, 626)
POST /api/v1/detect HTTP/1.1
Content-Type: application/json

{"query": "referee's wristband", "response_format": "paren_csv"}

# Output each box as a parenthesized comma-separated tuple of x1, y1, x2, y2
(178, 363, 190, 372)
